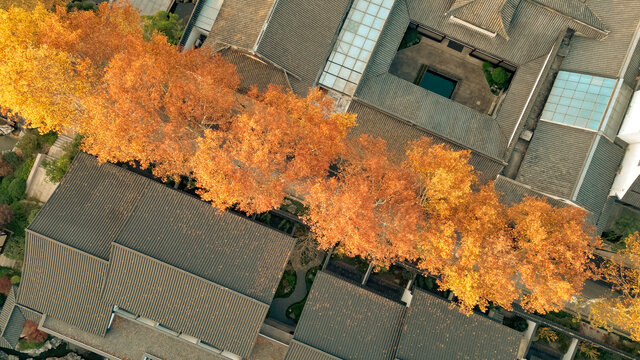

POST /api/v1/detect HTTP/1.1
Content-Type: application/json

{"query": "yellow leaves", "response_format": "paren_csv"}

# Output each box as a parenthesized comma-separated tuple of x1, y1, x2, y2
(508, 196, 598, 313)
(304, 135, 424, 268)
(193, 86, 354, 214)
(0, 0, 65, 11)
(405, 137, 476, 219)
(537, 327, 559, 343)
(589, 232, 640, 341)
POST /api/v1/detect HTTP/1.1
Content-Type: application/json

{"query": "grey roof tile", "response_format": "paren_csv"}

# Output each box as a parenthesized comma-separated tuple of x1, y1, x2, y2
(28, 153, 149, 260)
(114, 177, 295, 304)
(218, 48, 292, 93)
(19, 153, 296, 356)
(285, 340, 341, 360)
(355, 73, 507, 159)
(494, 175, 574, 208)
(447, 0, 514, 39)
(516, 121, 596, 199)
(256, 0, 352, 88)
(204, 0, 277, 51)
(406, 0, 575, 65)
(347, 100, 504, 184)
(396, 290, 522, 360)
(532, 0, 608, 33)
(575, 135, 624, 223)
(18, 231, 112, 336)
(103, 243, 268, 358)
(560, 0, 640, 79)
(0, 287, 25, 349)
(290, 272, 406, 360)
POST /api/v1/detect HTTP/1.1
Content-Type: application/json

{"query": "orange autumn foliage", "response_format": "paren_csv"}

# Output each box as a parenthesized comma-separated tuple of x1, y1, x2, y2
(81, 35, 239, 178)
(304, 135, 425, 267)
(590, 232, 640, 340)
(0, 5, 89, 132)
(508, 196, 600, 313)
(193, 86, 355, 214)
(0, 2, 144, 133)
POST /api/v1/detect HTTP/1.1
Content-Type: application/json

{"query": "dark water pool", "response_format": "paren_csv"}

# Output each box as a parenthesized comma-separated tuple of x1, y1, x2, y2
(418, 69, 457, 99)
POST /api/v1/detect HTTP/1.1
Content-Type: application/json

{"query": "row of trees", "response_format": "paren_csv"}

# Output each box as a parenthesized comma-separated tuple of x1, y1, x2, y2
(0, 0, 630, 337)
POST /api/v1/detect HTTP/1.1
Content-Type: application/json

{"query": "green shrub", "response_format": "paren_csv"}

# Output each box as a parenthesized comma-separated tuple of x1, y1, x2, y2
(504, 316, 529, 332)
(305, 265, 321, 291)
(482, 62, 511, 95)
(1, 152, 21, 169)
(6, 202, 40, 238)
(542, 311, 581, 332)
(399, 27, 422, 50)
(286, 297, 307, 323)
(16, 131, 42, 159)
(0, 293, 6, 308)
(66, 0, 97, 12)
(17, 338, 47, 351)
(275, 267, 297, 298)
(7, 178, 26, 201)
(492, 67, 509, 85)
(10, 275, 20, 285)
(42, 135, 82, 183)
(0, 266, 19, 278)
(13, 157, 35, 181)
(26, 207, 40, 225)
(143, 11, 183, 44)
(4, 235, 24, 261)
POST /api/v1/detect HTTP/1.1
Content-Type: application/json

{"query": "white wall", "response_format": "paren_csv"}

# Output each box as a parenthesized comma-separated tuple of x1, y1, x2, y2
(610, 90, 640, 198)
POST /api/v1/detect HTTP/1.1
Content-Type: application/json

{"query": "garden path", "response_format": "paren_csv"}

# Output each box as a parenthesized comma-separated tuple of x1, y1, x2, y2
(269, 250, 323, 326)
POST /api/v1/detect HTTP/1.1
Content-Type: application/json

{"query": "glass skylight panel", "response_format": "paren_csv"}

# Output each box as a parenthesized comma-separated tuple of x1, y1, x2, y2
(319, 0, 395, 95)
(540, 71, 616, 131)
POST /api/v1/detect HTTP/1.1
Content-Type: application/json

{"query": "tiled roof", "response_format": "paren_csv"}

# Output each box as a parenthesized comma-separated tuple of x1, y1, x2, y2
(18, 231, 112, 336)
(395, 289, 521, 360)
(19, 153, 295, 357)
(356, 0, 556, 160)
(289, 272, 406, 360)
(494, 175, 574, 208)
(516, 121, 596, 199)
(448, 0, 516, 39)
(532, 0, 607, 34)
(28, 153, 149, 260)
(103, 243, 269, 358)
(114, 175, 294, 304)
(204, 0, 277, 51)
(347, 100, 505, 184)
(621, 176, 640, 209)
(285, 340, 342, 360)
(128, 0, 172, 16)
(574, 135, 625, 225)
(256, 0, 352, 89)
(0, 287, 25, 349)
(560, 0, 640, 80)
(218, 48, 292, 93)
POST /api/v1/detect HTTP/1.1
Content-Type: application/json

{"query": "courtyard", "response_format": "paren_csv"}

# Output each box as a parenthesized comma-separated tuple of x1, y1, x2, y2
(389, 25, 514, 115)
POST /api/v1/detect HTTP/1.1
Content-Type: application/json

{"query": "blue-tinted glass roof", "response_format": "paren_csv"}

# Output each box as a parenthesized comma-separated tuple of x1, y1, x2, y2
(540, 71, 615, 130)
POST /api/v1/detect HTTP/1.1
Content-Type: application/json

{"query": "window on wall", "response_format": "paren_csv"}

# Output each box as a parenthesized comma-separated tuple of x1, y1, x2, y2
(541, 71, 616, 131)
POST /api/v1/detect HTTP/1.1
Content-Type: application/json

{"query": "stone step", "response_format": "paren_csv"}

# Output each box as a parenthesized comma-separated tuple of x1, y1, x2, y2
(48, 134, 74, 158)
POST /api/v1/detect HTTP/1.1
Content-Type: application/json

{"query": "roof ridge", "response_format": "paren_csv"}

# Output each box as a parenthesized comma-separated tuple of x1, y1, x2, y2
(109, 242, 269, 307)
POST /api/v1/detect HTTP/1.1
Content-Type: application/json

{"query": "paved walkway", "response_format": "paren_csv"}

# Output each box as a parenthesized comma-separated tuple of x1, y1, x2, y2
(269, 250, 323, 326)
(0, 255, 16, 268)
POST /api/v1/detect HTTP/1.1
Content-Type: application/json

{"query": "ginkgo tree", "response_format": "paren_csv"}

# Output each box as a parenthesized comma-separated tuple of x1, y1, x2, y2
(590, 232, 640, 341)
(304, 134, 425, 268)
(81, 34, 240, 179)
(303, 135, 601, 314)
(193, 86, 356, 214)
(0, 0, 604, 319)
